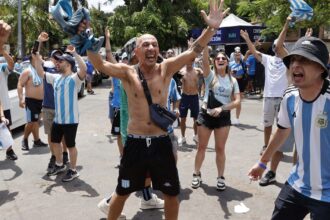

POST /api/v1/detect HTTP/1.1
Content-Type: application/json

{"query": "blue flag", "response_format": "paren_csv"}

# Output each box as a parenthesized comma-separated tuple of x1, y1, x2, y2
(288, 0, 313, 27)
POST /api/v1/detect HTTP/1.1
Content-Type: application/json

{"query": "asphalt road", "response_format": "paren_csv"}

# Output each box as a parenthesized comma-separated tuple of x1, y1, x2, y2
(1, 79, 299, 220)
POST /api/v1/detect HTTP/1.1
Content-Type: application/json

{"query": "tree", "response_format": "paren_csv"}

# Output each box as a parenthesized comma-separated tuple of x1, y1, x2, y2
(236, 0, 330, 40)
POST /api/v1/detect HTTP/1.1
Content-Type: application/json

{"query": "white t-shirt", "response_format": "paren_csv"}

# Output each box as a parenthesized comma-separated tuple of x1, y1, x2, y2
(0, 64, 11, 110)
(261, 54, 288, 97)
(45, 73, 83, 124)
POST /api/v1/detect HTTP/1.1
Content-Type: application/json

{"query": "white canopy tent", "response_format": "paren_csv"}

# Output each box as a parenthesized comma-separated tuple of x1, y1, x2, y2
(220, 13, 253, 28)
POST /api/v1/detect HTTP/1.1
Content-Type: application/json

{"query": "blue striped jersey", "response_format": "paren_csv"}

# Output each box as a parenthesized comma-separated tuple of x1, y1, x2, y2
(45, 73, 83, 124)
(278, 79, 330, 202)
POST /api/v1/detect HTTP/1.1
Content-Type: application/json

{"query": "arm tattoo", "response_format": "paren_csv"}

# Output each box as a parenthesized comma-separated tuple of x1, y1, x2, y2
(192, 43, 204, 55)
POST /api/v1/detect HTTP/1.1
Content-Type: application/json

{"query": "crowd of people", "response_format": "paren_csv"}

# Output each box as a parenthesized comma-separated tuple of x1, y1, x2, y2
(1, 0, 330, 219)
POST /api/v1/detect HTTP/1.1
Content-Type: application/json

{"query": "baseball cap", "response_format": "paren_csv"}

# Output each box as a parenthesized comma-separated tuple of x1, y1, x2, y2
(283, 36, 329, 74)
(54, 53, 77, 72)
(50, 49, 63, 58)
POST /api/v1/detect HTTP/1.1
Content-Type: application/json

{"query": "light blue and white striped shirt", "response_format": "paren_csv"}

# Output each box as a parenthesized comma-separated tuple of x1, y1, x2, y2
(278, 80, 330, 202)
(45, 73, 83, 124)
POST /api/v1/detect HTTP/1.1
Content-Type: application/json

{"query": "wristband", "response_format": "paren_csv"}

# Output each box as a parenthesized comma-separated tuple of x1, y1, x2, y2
(258, 162, 267, 170)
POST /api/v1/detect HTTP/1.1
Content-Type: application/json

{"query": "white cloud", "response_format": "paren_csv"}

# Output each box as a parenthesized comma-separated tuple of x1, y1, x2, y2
(87, 0, 125, 13)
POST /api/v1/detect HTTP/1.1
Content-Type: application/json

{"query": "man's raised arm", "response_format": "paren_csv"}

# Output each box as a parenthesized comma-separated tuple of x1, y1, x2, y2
(240, 30, 262, 63)
(164, 0, 229, 76)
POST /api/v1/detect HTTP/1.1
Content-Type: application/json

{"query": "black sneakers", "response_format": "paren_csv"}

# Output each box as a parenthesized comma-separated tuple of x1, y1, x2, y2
(62, 169, 79, 182)
(33, 139, 48, 147)
(259, 170, 276, 186)
(21, 139, 29, 151)
(47, 155, 56, 171)
(63, 152, 69, 164)
(191, 173, 202, 189)
(6, 149, 18, 160)
(47, 164, 66, 176)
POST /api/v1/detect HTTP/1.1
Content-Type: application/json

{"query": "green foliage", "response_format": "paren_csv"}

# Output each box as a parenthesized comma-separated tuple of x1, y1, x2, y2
(236, 0, 330, 39)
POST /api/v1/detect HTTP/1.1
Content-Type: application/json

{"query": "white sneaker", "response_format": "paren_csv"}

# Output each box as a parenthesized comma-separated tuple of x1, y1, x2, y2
(178, 137, 186, 145)
(232, 118, 240, 125)
(97, 197, 126, 220)
(140, 194, 164, 210)
(193, 135, 198, 143)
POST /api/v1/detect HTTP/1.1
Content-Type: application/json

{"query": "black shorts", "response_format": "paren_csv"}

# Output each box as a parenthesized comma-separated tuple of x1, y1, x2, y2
(236, 78, 246, 93)
(51, 123, 78, 148)
(179, 94, 199, 119)
(196, 108, 231, 129)
(116, 135, 180, 196)
(272, 182, 330, 220)
(111, 108, 120, 135)
(3, 109, 12, 127)
(25, 97, 42, 122)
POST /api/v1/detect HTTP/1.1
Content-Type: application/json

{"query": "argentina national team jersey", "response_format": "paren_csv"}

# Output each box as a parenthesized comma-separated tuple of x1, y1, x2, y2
(278, 80, 330, 202)
(45, 73, 83, 124)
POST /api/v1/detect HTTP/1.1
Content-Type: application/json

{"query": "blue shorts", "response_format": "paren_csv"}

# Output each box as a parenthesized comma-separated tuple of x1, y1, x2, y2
(179, 93, 199, 119)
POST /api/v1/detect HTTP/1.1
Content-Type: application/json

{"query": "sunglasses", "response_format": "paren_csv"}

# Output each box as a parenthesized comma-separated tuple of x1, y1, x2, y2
(215, 57, 226, 61)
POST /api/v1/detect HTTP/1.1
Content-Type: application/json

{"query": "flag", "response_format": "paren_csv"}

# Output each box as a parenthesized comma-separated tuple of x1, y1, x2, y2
(288, 0, 313, 27)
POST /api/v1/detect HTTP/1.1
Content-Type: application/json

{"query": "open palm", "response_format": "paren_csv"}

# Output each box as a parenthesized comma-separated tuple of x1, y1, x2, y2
(201, 0, 230, 29)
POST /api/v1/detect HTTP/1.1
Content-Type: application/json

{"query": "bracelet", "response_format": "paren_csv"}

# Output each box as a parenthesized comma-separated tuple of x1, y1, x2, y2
(258, 162, 267, 170)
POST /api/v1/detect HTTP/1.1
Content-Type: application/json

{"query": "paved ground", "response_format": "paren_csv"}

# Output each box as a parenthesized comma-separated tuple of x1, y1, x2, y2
(0, 79, 298, 220)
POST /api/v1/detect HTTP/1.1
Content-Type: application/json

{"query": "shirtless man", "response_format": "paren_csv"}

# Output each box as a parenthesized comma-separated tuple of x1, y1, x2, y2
(178, 50, 203, 145)
(18, 54, 48, 151)
(85, 1, 228, 219)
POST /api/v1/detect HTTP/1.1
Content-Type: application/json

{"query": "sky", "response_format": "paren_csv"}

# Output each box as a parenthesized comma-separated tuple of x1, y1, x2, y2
(87, 0, 125, 13)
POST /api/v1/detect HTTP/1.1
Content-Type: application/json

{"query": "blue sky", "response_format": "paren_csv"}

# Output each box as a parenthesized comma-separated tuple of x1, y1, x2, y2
(87, 0, 125, 13)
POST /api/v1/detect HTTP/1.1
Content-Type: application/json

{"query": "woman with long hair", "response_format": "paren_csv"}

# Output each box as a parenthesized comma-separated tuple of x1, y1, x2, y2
(192, 47, 240, 191)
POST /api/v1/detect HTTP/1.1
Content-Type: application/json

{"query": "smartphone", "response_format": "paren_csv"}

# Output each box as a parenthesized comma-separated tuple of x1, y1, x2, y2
(32, 40, 39, 54)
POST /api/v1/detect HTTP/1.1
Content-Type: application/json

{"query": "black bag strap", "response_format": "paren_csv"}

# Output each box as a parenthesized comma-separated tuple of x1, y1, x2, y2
(135, 64, 153, 105)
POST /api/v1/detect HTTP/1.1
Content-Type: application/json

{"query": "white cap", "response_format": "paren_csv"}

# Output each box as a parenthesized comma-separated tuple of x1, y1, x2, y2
(121, 52, 128, 60)
(234, 46, 241, 53)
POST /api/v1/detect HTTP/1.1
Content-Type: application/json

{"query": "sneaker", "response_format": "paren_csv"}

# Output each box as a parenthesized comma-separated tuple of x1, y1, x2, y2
(33, 139, 48, 147)
(193, 135, 198, 144)
(178, 137, 186, 145)
(216, 176, 226, 191)
(259, 145, 267, 156)
(140, 194, 164, 210)
(47, 155, 56, 171)
(47, 164, 66, 176)
(97, 196, 126, 219)
(87, 89, 95, 94)
(6, 149, 18, 160)
(21, 139, 29, 151)
(259, 171, 276, 186)
(231, 118, 240, 125)
(63, 152, 69, 164)
(62, 169, 79, 182)
(191, 173, 202, 189)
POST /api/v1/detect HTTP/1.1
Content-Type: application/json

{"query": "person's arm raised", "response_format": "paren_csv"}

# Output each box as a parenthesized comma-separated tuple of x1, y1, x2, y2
(202, 46, 211, 78)
(0, 47, 14, 71)
(240, 30, 262, 63)
(164, 0, 229, 76)
(275, 16, 290, 59)
(66, 45, 87, 80)
(105, 27, 117, 64)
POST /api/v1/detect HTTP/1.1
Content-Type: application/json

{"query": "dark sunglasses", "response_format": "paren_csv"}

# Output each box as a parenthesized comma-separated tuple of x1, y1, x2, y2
(215, 57, 226, 61)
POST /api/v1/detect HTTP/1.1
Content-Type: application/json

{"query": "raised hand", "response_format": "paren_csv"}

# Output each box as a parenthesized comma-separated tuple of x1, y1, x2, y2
(240, 30, 249, 40)
(105, 27, 110, 39)
(305, 28, 313, 37)
(187, 37, 194, 48)
(38, 32, 49, 42)
(201, 0, 230, 29)
(0, 20, 11, 46)
(66, 45, 76, 54)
